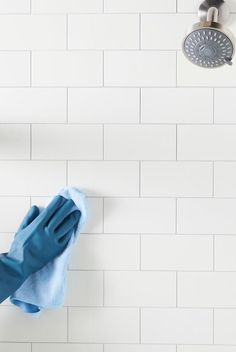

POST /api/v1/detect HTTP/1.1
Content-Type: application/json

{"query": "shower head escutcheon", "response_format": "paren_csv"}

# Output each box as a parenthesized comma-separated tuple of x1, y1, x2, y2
(183, 0, 235, 68)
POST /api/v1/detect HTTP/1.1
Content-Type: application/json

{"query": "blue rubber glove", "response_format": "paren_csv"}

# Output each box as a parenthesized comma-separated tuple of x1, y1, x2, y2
(0, 195, 81, 303)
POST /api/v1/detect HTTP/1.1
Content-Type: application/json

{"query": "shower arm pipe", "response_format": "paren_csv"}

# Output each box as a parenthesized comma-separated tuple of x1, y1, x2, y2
(207, 7, 219, 22)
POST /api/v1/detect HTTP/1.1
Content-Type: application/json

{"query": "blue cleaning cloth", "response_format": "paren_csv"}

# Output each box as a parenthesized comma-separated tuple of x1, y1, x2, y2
(9, 187, 87, 315)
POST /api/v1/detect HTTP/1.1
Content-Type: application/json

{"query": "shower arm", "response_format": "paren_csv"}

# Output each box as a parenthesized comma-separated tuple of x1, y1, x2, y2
(206, 7, 219, 22)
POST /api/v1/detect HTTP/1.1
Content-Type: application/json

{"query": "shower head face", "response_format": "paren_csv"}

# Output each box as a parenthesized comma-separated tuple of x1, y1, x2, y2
(183, 25, 234, 68)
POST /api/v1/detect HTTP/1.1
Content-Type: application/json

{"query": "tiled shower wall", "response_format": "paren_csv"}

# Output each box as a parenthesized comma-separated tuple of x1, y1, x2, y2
(1, 0, 236, 351)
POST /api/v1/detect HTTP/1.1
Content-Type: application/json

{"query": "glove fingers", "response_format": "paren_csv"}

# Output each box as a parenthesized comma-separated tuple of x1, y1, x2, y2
(47, 199, 75, 231)
(55, 210, 81, 239)
(40, 195, 66, 224)
(58, 228, 74, 247)
(18, 205, 40, 231)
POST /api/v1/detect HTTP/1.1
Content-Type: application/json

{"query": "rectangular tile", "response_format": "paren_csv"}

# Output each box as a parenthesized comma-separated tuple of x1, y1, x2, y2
(214, 309, 236, 344)
(0, 307, 67, 342)
(69, 308, 139, 343)
(178, 0, 236, 12)
(69, 88, 139, 124)
(0, 125, 30, 159)
(32, 125, 103, 160)
(0, 88, 66, 123)
(215, 89, 236, 124)
(32, 51, 102, 87)
(141, 14, 195, 50)
(178, 272, 236, 307)
(0, 15, 66, 49)
(0, 0, 30, 13)
(177, 199, 236, 234)
(141, 162, 212, 197)
(33, 345, 103, 352)
(104, 51, 176, 87)
(141, 88, 213, 124)
(0, 52, 30, 86)
(69, 14, 139, 49)
(105, 346, 175, 352)
(104, 271, 176, 307)
(104, 198, 176, 234)
(68, 161, 139, 197)
(141, 308, 213, 344)
(0, 197, 30, 232)
(0, 344, 30, 352)
(65, 271, 103, 307)
(178, 125, 236, 161)
(104, 125, 176, 160)
(141, 235, 213, 271)
(177, 347, 236, 352)
(104, 0, 176, 13)
(0, 161, 66, 196)
(214, 162, 236, 197)
(177, 51, 236, 87)
(70, 235, 140, 270)
(32, 0, 103, 13)
(215, 236, 236, 271)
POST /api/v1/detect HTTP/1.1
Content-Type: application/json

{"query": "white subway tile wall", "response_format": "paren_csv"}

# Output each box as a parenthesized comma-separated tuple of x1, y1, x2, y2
(0, 0, 235, 350)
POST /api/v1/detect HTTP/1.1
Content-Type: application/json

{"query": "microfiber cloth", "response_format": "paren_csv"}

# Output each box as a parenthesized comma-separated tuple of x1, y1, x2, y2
(9, 187, 87, 315)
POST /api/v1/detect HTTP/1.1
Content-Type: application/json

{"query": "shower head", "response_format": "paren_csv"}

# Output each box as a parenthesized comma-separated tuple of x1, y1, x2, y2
(183, 0, 235, 68)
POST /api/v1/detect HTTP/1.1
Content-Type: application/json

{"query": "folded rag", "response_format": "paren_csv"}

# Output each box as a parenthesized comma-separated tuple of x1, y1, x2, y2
(9, 187, 87, 315)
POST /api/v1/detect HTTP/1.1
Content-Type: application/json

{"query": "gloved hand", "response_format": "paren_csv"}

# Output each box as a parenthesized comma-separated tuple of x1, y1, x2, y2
(0, 195, 81, 303)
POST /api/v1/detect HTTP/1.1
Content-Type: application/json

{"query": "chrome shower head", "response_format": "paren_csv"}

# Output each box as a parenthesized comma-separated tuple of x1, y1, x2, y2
(183, 0, 235, 68)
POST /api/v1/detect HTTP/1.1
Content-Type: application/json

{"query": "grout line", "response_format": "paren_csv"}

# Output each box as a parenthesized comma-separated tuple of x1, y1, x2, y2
(176, 0, 178, 12)
(29, 0, 32, 14)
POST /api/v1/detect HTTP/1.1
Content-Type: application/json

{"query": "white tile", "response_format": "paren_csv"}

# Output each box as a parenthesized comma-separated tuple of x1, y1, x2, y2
(0, 125, 30, 159)
(65, 271, 103, 307)
(105, 346, 176, 352)
(81, 198, 103, 234)
(0, 15, 66, 49)
(178, 125, 236, 161)
(69, 308, 139, 343)
(0, 88, 66, 123)
(68, 161, 139, 197)
(215, 236, 236, 271)
(177, 51, 236, 87)
(104, 51, 176, 87)
(141, 88, 213, 124)
(141, 14, 195, 50)
(69, 14, 139, 50)
(141, 162, 212, 197)
(0, 161, 66, 196)
(32, 125, 103, 160)
(104, 198, 176, 234)
(69, 88, 139, 124)
(178, 0, 236, 12)
(141, 235, 213, 271)
(179, 272, 236, 307)
(33, 345, 103, 352)
(104, 125, 176, 160)
(177, 199, 236, 234)
(104, 271, 176, 307)
(214, 162, 236, 197)
(0, 233, 14, 253)
(214, 309, 236, 344)
(0, 52, 30, 86)
(70, 235, 140, 270)
(32, 51, 102, 87)
(0, 0, 30, 13)
(0, 307, 67, 342)
(0, 344, 30, 352)
(215, 89, 236, 123)
(141, 308, 213, 344)
(177, 347, 236, 352)
(0, 197, 30, 232)
(32, 0, 103, 13)
(104, 0, 176, 13)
